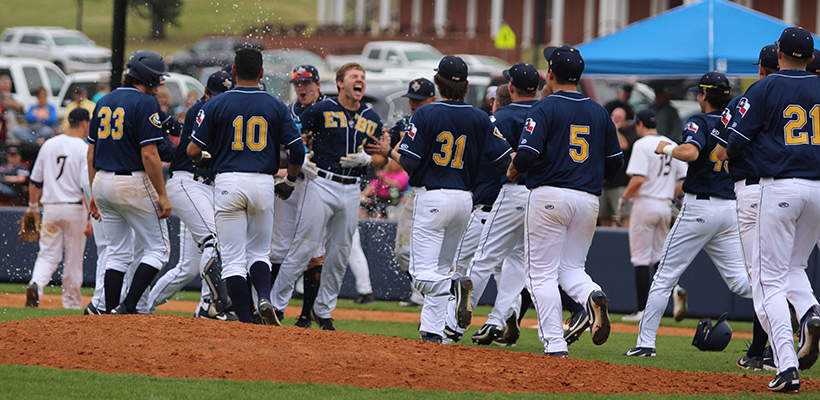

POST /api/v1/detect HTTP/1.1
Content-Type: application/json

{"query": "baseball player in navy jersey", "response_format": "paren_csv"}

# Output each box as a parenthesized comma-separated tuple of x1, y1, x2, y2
(392, 78, 436, 308)
(721, 27, 820, 393)
(619, 109, 687, 323)
(188, 48, 304, 325)
(87, 50, 172, 314)
(623, 72, 753, 358)
(507, 45, 623, 356)
(369, 55, 512, 342)
(270, 62, 386, 330)
(461, 63, 540, 346)
(143, 70, 236, 319)
(25, 108, 90, 310)
(270, 64, 328, 328)
(710, 45, 781, 372)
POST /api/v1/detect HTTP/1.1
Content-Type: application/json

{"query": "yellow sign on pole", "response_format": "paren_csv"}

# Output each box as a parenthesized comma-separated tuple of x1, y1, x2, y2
(495, 24, 516, 50)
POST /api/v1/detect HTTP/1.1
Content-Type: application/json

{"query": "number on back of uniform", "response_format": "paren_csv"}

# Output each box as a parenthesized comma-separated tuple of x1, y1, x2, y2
(657, 153, 673, 176)
(783, 104, 820, 145)
(433, 131, 466, 169)
(231, 116, 267, 151)
(569, 125, 589, 162)
(97, 107, 124, 139)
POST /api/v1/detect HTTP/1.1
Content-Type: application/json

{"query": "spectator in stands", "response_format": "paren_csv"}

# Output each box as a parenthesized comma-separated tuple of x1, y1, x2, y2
(0, 147, 30, 203)
(11, 87, 58, 146)
(0, 75, 24, 143)
(155, 85, 172, 114)
(605, 83, 635, 120)
(650, 84, 683, 144)
(61, 87, 95, 131)
(598, 107, 637, 227)
(360, 159, 409, 219)
(91, 81, 110, 103)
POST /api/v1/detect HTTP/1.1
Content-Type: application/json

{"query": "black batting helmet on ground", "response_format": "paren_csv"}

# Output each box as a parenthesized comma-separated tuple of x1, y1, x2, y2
(692, 312, 733, 351)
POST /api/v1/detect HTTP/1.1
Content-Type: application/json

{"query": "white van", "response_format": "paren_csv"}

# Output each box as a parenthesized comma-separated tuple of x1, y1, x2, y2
(0, 27, 111, 74)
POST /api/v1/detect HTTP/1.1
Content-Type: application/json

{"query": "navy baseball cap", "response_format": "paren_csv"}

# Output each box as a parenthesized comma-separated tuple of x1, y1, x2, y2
(634, 108, 657, 128)
(207, 70, 235, 94)
(543, 45, 584, 82)
(754, 44, 779, 70)
(221, 64, 233, 74)
(807, 49, 820, 74)
(688, 71, 731, 95)
(67, 108, 90, 123)
(290, 64, 320, 83)
(777, 26, 814, 59)
(402, 78, 435, 100)
(435, 55, 468, 82)
(503, 62, 540, 91)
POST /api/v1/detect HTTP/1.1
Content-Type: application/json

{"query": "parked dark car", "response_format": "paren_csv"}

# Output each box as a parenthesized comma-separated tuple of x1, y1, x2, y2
(167, 37, 263, 77)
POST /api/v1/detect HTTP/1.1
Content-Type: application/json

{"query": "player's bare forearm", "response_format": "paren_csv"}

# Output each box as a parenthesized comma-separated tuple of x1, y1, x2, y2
(86, 144, 97, 190)
(186, 142, 203, 162)
(28, 183, 42, 206)
(142, 144, 172, 218)
(714, 143, 729, 161)
(506, 153, 521, 181)
(286, 163, 302, 179)
(654, 141, 699, 162)
(621, 175, 645, 200)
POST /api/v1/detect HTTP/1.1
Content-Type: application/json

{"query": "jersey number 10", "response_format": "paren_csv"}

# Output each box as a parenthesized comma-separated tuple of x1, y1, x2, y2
(232, 116, 268, 151)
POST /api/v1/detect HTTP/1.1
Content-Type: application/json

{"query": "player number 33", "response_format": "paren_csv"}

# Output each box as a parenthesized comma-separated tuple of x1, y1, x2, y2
(97, 107, 125, 139)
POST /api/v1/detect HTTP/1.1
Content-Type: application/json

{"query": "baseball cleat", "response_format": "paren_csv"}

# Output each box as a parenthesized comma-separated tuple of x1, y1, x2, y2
(420, 332, 443, 343)
(767, 367, 800, 393)
(491, 337, 517, 347)
(25, 282, 38, 308)
(471, 324, 504, 345)
(311, 310, 336, 331)
(257, 298, 281, 327)
(543, 351, 568, 358)
(452, 276, 474, 329)
(564, 309, 590, 345)
(586, 290, 611, 345)
(797, 307, 820, 370)
(623, 347, 656, 357)
(443, 325, 463, 343)
(294, 315, 313, 328)
(83, 302, 104, 315)
(621, 310, 643, 322)
(109, 303, 134, 315)
(762, 346, 776, 371)
(503, 313, 520, 345)
(736, 354, 765, 370)
(353, 293, 375, 304)
(197, 307, 239, 321)
(673, 285, 688, 322)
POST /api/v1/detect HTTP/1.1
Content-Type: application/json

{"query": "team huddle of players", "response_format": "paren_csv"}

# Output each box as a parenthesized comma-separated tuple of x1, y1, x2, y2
(22, 25, 820, 394)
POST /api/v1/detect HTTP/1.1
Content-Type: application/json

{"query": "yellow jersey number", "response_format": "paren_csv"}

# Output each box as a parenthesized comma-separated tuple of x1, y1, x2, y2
(231, 116, 267, 151)
(97, 107, 125, 140)
(709, 148, 729, 173)
(783, 104, 820, 145)
(433, 131, 467, 169)
(569, 125, 589, 163)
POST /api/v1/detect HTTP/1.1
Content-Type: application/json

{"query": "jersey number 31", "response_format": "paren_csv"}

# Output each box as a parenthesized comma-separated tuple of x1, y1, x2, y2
(433, 131, 466, 169)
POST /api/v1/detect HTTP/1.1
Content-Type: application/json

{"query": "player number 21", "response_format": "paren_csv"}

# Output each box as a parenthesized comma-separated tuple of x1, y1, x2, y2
(231, 116, 267, 151)
(783, 104, 820, 145)
(569, 125, 589, 163)
(433, 131, 466, 169)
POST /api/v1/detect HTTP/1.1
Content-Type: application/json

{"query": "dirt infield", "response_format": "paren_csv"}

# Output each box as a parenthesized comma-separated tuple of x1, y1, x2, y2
(0, 312, 799, 394)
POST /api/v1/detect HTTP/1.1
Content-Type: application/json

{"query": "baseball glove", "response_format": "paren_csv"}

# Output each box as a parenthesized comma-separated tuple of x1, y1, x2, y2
(18, 208, 41, 242)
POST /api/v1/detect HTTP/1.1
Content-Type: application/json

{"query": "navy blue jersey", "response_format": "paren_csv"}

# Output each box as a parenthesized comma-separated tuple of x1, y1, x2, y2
(191, 87, 302, 174)
(517, 91, 622, 195)
(170, 97, 214, 178)
(289, 94, 328, 121)
(472, 156, 504, 206)
(680, 112, 735, 199)
(711, 95, 756, 182)
(88, 86, 165, 172)
(728, 69, 820, 180)
(300, 97, 383, 177)
(398, 101, 512, 191)
(388, 114, 411, 148)
(492, 100, 537, 184)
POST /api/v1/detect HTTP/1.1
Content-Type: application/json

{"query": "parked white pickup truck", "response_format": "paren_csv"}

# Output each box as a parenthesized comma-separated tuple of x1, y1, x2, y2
(326, 41, 443, 72)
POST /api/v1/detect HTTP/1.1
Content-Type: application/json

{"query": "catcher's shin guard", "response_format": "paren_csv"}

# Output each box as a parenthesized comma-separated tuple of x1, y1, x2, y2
(204, 256, 232, 317)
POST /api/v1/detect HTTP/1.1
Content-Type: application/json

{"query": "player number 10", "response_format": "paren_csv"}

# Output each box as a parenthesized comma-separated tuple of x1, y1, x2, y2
(433, 131, 466, 169)
(232, 116, 267, 151)
(783, 104, 820, 145)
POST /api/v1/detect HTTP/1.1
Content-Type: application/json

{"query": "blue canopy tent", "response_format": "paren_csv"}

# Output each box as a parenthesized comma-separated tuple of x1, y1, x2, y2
(575, 0, 820, 76)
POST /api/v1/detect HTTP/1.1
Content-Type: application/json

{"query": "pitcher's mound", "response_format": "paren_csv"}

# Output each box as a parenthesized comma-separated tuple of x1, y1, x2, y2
(0, 315, 808, 394)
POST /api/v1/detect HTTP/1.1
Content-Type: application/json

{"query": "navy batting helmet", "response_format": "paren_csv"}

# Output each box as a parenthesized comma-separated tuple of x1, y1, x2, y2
(692, 313, 733, 351)
(125, 50, 169, 88)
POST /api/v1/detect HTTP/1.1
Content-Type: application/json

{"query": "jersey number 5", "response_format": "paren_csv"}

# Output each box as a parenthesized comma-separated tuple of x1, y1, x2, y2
(783, 105, 820, 145)
(433, 131, 466, 169)
(97, 107, 124, 139)
(232, 116, 268, 151)
(569, 125, 589, 163)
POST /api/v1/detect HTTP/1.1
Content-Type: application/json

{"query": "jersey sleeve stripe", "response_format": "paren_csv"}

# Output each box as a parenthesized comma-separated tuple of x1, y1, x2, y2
(605, 151, 624, 158)
(397, 148, 422, 160)
(490, 148, 513, 163)
(712, 132, 728, 144)
(684, 138, 702, 150)
(727, 127, 751, 142)
(284, 137, 302, 147)
(190, 134, 208, 148)
(518, 144, 540, 154)
(140, 137, 164, 146)
(87, 137, 96, 143)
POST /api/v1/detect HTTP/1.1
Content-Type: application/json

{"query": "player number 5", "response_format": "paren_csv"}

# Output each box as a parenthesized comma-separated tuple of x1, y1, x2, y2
(569, 125, 589, 163)
(232, 116, 268, 151)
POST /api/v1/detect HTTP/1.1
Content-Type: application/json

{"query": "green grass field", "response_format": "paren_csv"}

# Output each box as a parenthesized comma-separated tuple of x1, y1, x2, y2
(1, 283, 819, 398)
(0, 0, 317, 59)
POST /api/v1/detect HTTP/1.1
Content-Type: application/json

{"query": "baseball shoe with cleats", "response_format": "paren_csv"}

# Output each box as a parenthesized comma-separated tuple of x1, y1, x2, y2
(420, 332, 443, 343)
(503, 313, 520, 345)
(25, 282, 38, 307)
(762, 346, 776, 371)
(472, 324, 504, 345)
(109, 303, 135, 315)
(673, 285, 688, 322)
(491, 337, 516, 347)
(623, 347, 656, 357)
(257, 299, 281, 327)
(197, 307, 239, 321)
(736, 354, 765, 370)
(311, 310, 336, 331)
(586, 290, 611, 345)
(354, 293, 375, 304)
(621, 310, 643, 322)
(544, 351, 568, 358)
(452, 276, 473, 329)
(443, 325, 462, 343)
(797, 307, 820, 370)
(564, 309, 590, 345)
(768, 367, 800, 393)
(83, 302, 104, 315)
(294, 315, 312, 328)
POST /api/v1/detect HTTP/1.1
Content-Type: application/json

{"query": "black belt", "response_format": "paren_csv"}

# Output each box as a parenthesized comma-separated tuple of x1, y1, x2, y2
(745, 178, 760, 185)
(695, 194, 710, 200)
(169, 171, 214, 186)
(478, 205, 492, 212)
(43, 201, 82, 205)
(317, 169, 357, 185)
(114, 171, 132, 176)
(424, 186, 443, 191)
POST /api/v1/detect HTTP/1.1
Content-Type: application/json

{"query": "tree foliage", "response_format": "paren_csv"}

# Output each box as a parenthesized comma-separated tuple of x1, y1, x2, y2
(128, 0, 184, 39)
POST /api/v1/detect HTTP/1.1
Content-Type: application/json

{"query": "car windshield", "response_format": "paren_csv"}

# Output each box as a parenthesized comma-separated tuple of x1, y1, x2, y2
(53, 34, 93, 47)
(405, 50, 441, 62)
(471, 55, 509, 69)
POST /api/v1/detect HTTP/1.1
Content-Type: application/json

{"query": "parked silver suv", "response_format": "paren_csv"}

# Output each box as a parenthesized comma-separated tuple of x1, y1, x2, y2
(0, 27, 111, 74)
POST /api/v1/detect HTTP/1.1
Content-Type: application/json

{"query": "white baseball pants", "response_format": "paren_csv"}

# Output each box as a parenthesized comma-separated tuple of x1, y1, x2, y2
(628, 197, 672, 266)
